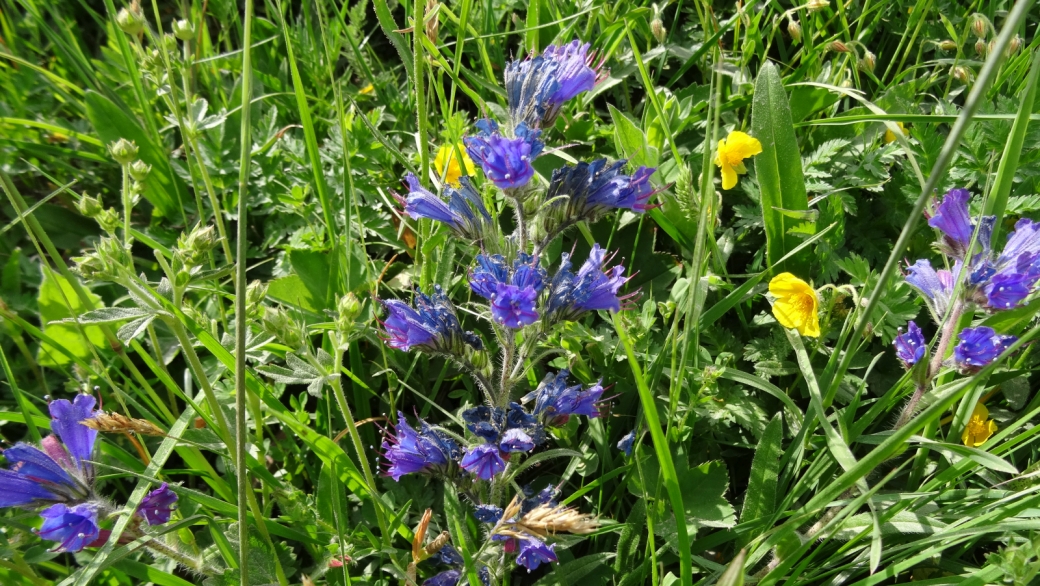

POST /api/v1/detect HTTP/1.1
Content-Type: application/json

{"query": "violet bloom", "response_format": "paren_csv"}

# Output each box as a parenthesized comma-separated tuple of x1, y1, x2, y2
(0, 395, 99, 509)
(474, 504, 504, 523)
(36, 503, 100, 553)
(516, 536, 558, 572)
(996, 219, 1040, 268)
(545, 244, 632, 323)
(954, 326, 1017, 372)
(464, 120, 543, 191)
(137, 483, 178, 525)
(433, 544, 465, 566)
(424, 570, 461, 586)
(617, 430, 637, 457)
(499, 428, 535, 453)
(544, 159, 658, 230)
(381, 412, 458, 481)
(381, 286, 483, 354)
(504, 40, 603, 128)
(893, 321, 927, 368)
(470, 253, 546, 329)
(460, 444, 506, 480)
(402, 174, 491, 241)
(523, 370, 606, 426)
(905, 259, 957, 319)
(928, 188, 979, 259)
(491, 284, 539, 328)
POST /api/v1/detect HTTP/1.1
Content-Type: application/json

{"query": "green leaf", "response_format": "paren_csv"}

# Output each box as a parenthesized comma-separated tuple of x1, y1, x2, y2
(83, 91, 187, 219)
(37, 267, 106, 367)
(267, 249, 340, 313)
(532, 552, 615, 586)
(317, 462, 351, 530)
(716, 549, 747, 586)
(678, 460, 736, 530)
(831, 511, 946, 541)
(739, 413, 783, 526)
(609, 104, 658, 169)
(751, 62, 812, 273)
(788, 85, 840, 123)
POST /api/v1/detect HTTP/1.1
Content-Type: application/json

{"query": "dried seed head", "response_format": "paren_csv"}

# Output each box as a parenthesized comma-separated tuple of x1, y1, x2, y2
(82, 412, 165, 436)
(787, 19, 802, 44)
(939, 39, 958, 52)
(828, 40, 849, 53)
(424, 0, 439, 46)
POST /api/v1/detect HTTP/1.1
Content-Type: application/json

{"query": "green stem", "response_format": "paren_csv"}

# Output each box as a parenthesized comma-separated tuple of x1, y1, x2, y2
(121, 162, 132, 248)
(414, 0, 429, 181)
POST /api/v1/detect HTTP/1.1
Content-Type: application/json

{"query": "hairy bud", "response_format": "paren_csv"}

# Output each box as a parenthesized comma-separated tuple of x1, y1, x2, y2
(97, 208, 121, 234)
(1008, 35, 1023, 55)
(828, 40, 849, 53)
(77, 194, 103, 218)
(651, 18, 666, 43)
(263, 307, 304, 350)
(172, 19, 195, 41)
(858, 51, 876, 73)
(939, 39, 957, 52)
(336, 293, 362, 333)
(787, 19, 802, 44)
(116, 6, 145, 36)
(129, 160, 152, 181)
(108, 138, 139, 165)
(951, 65, 971, 84)
(806, 0, 829, 11)
(970, 14, 988, 39)
(975, 39, 988, 57)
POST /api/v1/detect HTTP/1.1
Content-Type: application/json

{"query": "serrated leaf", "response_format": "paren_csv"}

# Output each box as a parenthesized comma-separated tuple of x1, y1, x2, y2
(680, 460, 736, 530)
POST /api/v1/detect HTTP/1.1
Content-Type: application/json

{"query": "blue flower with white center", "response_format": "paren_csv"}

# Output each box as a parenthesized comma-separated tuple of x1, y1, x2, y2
(617, 430, 637, 457)
(402, 174, 492, 242)
(474, 504, 504, 523)
(381, 286, 483, 354)
(459, 444, 506, 481)
(523, 369, 606, 426)
(545, 244, 632, 323)
(954, 326, 1017, 373)
(516, 536, 558, 572)
(464, 120, 544, 191)
(381, 412, 459, 481)
(893, 321, 927, 368)
(499, 428, 535, 453)
(136, 483, 178, 525)
(543, 159, 659, 232)
(35, 503, 100, 553)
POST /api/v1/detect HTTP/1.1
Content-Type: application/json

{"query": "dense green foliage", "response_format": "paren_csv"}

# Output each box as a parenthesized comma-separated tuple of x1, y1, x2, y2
(3, 0, 1040, 584)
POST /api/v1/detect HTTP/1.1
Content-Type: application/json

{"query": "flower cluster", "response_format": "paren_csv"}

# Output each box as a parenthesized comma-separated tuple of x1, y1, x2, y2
(0, 394, 177, 553)
(381, 286, 484, 355)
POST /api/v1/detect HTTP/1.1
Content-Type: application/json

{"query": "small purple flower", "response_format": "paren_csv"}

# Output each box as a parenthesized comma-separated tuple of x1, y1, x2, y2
(954, 326, 1017, 372)
(997, 218, 1040, 268)
(491, 283, 539, 328)
(545, 159, 658, 229)
(137, 483, 178, 525)
(470, 253, 545, 329)
(424, 570, 461, 586)
(499, 428, 535, 453)
(474, 504, 504, 523)
(380, 286, 483, 354)
(524, 370, 607, 426)
(617, 430, 636, 457)
(464, 120, 543, 190)
(48, 395, 99, 475)
(516, 536, 558, 572)
(905, 259, 956, 318)
(470, 254, 511, 299)
(545, 244, 632, 322)
(928, 188, 977, 259)
(402, 174, 492, 241)
(504, 40, 603, 127)
(381, 412, 458, 481)
(542, 41, 600, 105)
(460, 444, 506, 480)
(894, 321, 927, 368)
(36, 503, 100, 553)
(432, 543, 464, 566)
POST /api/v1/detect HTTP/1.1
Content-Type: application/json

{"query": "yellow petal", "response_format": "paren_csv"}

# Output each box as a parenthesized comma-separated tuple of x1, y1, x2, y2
(772, 297, 807, 330)
(971, 402, 989, 420)
(799, 308, 821, 337)
(769, 273, 813, 298)
(724, 130, 763, 159)
(720, 163, 738, 190)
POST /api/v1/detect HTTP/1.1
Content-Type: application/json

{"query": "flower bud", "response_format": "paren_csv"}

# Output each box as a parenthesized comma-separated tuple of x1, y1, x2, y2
(787, 19, 802, 44)
(939, 39, 957, 52)
(975, 39, 988, 57)
(858, 51, 876, 73)
(263, 307, 303, 350)
(1008, 35, 1023, 55)
(828, 40, 849, 53)
(806, 0, 829, 11)
(161, 33, 178, 53)
(651, 18, 666, 43)
(77, 194, 104, 218)
(951, 65, 971, 84)
(176, 224, 218, 268)
(74, 253, 105, 280)
(98, 236, 131, 268)
(336, 293, 362, 333)
(129, 160, 152, 181)
(172, 19, 195, 41)
(97, 208, 121, 233)
(116, 7, 145, 36)
(970, 14, 988, 39)
(247, 280, 268, 307)
(108, 138, 138, 165)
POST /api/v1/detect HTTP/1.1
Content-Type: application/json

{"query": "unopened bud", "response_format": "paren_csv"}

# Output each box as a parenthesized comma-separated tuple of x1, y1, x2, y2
(172, 19, 195, 41)
(116, 7, 145, 36)
(806, 0, 829, 11)
(970, 14, 988, 39)
(108, 138, 138, 165)
(97, 208, 121, 233)
(336, 293, 362, 332)
(247, 280, 268, 307)
(99, 236, 131, 268)
(858, 51, 876, 73)
(263, 307, 303, 350)
(651, 18, 666, 43)
(177, 224, 218, 267)
(77, 194, 103, 218)
(788, 19, 802, 44)
(939, 40, 957, 52)
(1008, 35, 1023, 55)
(975, 39, 988, 57)
(161, 33, 178, 53)
(828, 40, 849, 53)
(129, 160, 152, 181)
(951, 65, 971, 83)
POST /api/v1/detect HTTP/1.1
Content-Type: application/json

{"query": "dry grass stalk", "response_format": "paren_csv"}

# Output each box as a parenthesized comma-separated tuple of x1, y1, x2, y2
(492, 494, 600, 539)
(81, 412, 165, 436)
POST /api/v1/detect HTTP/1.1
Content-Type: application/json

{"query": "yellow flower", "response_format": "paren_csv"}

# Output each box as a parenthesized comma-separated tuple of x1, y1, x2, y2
(883, 122, 909, 144)
(359, 83, 375, 95)
(434, 144, 476, 186)
(769, 273, 820, 337)
(962, 402, 998, 447)
(714, 130, 762, 190)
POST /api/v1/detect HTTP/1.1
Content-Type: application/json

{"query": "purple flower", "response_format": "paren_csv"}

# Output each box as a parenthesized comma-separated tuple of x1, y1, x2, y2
(546, 244, 632, 322)
(470, 253, 545, 329)
(516, 536, 557, 572)
(381, 412, 459, 481)
(137, 483, 178, 525)
(499, 428, 535, 453)
(36, 503, 99, 553)
(905, 259, 956, 318)
(544, 159, 658, 230)
(997, 219, 1040, 268)
(381, 286, 483, 354)
(542, 41, 600, 105)
(474, 504, 504, 523)
(617, 430, 636, 457)
(464, 120, 543, 190)
(491, 284, 539, 328)
(505, 40, 603, 128)
(894, 321, 927, 368)
(470, 254, 511, 299)
(954, 326, 1017, 372)
(928, 188, 994, 260)
(402, 174, 492, 241)
(523, 370, 606, 426)
(424, 570, 461, 586)
(432, 543, 464, 566)
(48, 395, 99, 475)
(460, 444, 506, 480)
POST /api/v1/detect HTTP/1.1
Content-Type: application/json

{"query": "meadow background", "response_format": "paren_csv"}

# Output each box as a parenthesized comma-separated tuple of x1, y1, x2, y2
(3, 0, 1040, 584)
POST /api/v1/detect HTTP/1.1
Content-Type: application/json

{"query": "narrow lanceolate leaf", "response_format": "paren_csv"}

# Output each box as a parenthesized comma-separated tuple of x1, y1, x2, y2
(739, 414, 783, 529)
(716, 549, 747, 586)
(751, 63, 812, 274)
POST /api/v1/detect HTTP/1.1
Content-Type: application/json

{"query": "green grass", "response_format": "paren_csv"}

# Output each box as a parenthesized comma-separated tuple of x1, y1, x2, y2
(3, 0, 1040, 585)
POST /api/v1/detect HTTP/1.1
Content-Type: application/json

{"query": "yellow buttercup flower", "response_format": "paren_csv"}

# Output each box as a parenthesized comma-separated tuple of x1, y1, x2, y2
(769, 273, 820, 337)
(714, 130, 762, 190)
(359, 83, 375, 95)
(962, 402, 998, 447)
(434, 144, 476, 186)
(884, 122, 909, 144)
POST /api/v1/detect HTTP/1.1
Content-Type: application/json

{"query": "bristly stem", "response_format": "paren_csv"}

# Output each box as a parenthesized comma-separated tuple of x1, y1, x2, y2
(121, 161, 132, 248)
(896, 299, 965, 430)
